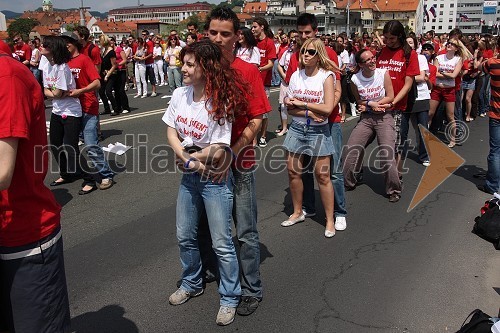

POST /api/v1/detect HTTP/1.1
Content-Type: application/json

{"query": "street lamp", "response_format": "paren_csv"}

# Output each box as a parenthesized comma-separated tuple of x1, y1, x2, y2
(79, 0, 90, 27)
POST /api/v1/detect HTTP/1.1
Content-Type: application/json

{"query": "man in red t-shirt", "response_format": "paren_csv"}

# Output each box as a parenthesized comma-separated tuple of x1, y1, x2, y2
(13, 35, 31, 67)
(283, 13, 346, 229)
(0, 42, 70, 333)
(193, 5, 271, 318)
(251, 17, 276, 148)
(75, 26, 102, 73)
(62, 34, 115, 192)
(142, 30, 157, 97)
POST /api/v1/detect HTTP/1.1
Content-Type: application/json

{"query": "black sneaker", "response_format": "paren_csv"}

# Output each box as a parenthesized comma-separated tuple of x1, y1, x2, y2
(237, 296, 260, 316)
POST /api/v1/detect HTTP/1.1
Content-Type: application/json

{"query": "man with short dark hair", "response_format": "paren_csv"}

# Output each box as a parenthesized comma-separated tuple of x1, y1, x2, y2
(187, 22, 204, 41)
(74, 26, 101, 73)
(12, 35, 31, 67)
(0, 40, 70, 333)
(142, 29, 157, 97)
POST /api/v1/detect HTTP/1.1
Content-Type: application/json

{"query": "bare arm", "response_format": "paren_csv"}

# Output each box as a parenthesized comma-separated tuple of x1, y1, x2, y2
(415, 69, 426, 83)
(259, 59, 274, 72)
(118, 51, 127, 67)
(44, 87, 65, 99)
(277, 63, 287, 81)
(0, 138, 18, 191)
(69, 78, 100, 98)
(286, 75, 335, 117)
(440, 59, 463, 79)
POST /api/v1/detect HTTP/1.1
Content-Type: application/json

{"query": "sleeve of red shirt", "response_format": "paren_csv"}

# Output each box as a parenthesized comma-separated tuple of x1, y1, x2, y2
(91, 46, 102, 65)
(406, 50, 420, 77)
(285, 53, 299, 84)
(247, 64, 272, 115)
(428, 64, 437, 85)
(0, 70, 30, 140)
(267, 39, 277, 60)
(85, 56, 101, 82)
(23, 44, 32, 63)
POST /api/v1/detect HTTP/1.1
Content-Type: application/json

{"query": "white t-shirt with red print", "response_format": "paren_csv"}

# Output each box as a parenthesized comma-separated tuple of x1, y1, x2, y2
(286, 68, 334, 126)
(351, 68, 386, 103)
(40, 57, 82, 117)
(435, 54, 461, 88)
(236, 47, 261, 66)
(162, 85, 232, 148)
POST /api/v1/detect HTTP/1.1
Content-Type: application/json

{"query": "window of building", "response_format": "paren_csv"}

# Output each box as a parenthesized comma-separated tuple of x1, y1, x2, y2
(439, 11, 443, 15)
(439, 4, 444, 7)
(449, 11, 453, 15)
(438, 25, 442, 29)
(439, 18, 443, 22)
(449, 25, 452, 29)
(431, 25, 435, 29)
(450, 3, 454, 7)
(432, 18, 436, 22)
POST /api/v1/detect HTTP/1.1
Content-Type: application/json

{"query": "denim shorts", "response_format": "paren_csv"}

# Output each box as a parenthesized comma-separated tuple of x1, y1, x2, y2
(283, 121, 334, 156)
(462, 79, 476, 91)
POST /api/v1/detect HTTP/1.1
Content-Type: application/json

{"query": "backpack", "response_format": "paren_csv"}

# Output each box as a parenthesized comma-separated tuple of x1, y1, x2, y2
(343, 72, 357, 104)
(456, 309, 493, 333)
(472, 195, 500, 250)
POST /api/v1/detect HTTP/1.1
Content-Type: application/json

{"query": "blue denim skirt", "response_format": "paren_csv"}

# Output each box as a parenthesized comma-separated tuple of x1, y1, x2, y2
(462, 78, 476, 91)
(283, 121, 334, 156)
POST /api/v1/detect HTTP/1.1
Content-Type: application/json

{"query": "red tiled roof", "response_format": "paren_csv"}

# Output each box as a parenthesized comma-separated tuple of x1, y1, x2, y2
(335, 0, 418, 12)
(242, 2, 268, 14)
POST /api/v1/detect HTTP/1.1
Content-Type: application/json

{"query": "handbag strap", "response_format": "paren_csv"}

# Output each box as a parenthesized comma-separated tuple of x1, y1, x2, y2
(460, 309, 482, 328)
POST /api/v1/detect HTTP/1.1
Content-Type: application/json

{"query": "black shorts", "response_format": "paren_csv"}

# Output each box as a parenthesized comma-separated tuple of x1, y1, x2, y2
(0, 227, 71, 333)
(146, 65, 156, 85)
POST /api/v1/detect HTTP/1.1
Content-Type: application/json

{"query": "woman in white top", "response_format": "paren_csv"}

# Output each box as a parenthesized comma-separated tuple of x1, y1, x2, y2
(281, 38, 337, 238)
(342, 49, 398, 199)
(428, 37, 471, 147)
(399, 36, 431, 167)
(152, 38, 166, 86)
(28, 39, 41, 83)
(133, 38, 148, 98)
(164, 36, 183, 92)
(164, 40, 249, 326)
(40, 36, 93, 194)
(234, 27, 260, 66)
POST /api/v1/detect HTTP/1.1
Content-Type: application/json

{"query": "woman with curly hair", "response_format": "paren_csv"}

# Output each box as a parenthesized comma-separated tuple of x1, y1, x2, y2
(281, 38, 338, 237)
(163, 40, 248, 326)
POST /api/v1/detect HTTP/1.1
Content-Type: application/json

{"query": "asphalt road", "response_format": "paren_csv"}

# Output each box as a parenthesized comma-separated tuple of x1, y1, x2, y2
(45, 85, 499, 333)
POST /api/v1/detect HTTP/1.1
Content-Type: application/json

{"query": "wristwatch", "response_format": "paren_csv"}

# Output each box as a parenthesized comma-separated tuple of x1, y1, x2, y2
(304, 102, 308, 109)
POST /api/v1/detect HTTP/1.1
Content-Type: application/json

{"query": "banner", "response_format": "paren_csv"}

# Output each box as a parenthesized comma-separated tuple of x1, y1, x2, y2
(483, 0, 497, 14)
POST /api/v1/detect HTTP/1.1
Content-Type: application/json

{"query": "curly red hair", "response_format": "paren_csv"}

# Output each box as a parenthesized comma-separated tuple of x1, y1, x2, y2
(180, 40, 248, 124)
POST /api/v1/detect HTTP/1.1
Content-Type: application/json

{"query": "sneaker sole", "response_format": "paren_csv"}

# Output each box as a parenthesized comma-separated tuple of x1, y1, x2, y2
(216, 317, 235, 326)
(168, 289, 204, 306)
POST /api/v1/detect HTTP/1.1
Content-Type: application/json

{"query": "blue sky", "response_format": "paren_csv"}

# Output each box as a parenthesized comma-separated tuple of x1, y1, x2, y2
(0, 0, 221, 14)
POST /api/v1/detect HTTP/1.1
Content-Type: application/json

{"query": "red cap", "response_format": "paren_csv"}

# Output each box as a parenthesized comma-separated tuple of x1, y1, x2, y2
(0, 40, 12, 55)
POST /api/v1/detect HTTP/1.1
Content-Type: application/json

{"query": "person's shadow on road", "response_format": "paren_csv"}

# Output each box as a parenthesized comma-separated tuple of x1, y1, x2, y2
(71, 304, 139, 333)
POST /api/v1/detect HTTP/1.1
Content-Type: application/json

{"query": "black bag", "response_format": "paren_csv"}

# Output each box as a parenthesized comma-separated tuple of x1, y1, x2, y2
(344, 72, 356, 104)
(472, 196, 500, 250)
(456, 309, 493, 333)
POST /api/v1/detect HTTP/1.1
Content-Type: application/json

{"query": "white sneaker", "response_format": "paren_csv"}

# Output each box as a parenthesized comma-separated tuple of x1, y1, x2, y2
(124, 84, 129, 91)
(335, 216, 347, 231)
(216, 306, 236, 326)
(151, 92, 157, 97)
(422, 160, 431, 167)
(133, 94, 141, 98)
(122, 109, 130, 114)
(141, 94, 147, 98)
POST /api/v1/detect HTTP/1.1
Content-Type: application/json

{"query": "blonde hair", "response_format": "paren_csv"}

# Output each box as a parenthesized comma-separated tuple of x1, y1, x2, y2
(299, 38, 339, 72)
(449, 38, 472, 61)
(99, 34, 110, 48)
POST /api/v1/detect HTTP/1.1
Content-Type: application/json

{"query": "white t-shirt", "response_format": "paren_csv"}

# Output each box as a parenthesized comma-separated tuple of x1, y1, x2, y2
(287, 68, 334, 126)
(236, 47, 260, 66)
(162, 86, 232, 148)
(153, 46, 163, 59)
(339, 49, 350, 68)
(436, 54, 460, 87)
(30, 48, 40, 64)
(416, 54, 430, 101)
(278, 49, 293, 72)
(41, 58, 82, 117)
(351, 68, 387, 104)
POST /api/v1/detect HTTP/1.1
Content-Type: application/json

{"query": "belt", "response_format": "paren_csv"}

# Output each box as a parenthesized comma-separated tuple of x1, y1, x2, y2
(0, 229, 62, 260)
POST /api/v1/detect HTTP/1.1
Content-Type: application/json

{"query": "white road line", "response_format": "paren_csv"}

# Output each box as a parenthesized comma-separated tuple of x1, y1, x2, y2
(100, 108, 165, 125)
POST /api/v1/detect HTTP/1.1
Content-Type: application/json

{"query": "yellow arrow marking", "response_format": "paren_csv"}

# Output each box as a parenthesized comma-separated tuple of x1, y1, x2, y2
(408, 125, 466, 212)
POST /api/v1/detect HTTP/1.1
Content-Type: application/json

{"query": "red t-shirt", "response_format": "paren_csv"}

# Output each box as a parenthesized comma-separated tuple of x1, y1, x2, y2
(131, 41, 138, 55)
(82, 42, 102, 66)
(483, 57, 500, 120)
(483, 49, 493, 60)
(0, 52, 61, 247)
(257, 36, 277, 86)
(376, 47, 420, 111)
(455, 60, 468, 91)
(428, 63, 437, 86)
(68, 53, 101, 115)
(231, 58, 271, 169)
(278, 43, 288, 61)
(14, 42, 31, 63)
(145, 40, 154, 65)
(283, 47, 341, 123)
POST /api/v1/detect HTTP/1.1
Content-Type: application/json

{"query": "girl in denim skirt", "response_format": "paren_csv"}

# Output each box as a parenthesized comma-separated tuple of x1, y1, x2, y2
(281, 38, 338, 238)
(163, 40, 248, 326)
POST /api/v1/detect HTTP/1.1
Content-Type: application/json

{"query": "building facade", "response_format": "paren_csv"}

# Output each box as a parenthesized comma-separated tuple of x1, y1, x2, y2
(108, 3, 212, 25)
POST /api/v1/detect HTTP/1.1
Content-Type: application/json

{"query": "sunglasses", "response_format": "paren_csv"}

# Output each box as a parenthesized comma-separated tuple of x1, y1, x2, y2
(13, 39, 20, 43)
(300, 48, 317, 56)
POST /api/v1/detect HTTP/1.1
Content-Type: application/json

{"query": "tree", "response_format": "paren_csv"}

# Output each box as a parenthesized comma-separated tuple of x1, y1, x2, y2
(7, 18, 39, 41)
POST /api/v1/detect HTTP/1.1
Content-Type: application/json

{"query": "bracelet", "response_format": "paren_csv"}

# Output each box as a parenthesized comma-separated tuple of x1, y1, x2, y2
(304, 102, 308, 110)
(389, 102, 394, 108)
(223, 146, 237, 160)
(184, 157, 197, 169)
(305, 109, 309, 118)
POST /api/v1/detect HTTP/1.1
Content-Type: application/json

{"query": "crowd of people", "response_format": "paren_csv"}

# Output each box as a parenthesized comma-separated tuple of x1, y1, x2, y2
(1, 4, 499, 331)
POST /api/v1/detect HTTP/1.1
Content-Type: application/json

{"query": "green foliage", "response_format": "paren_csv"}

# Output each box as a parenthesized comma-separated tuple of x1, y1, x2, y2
(404, 25, 413, 35)
(65, 23, 79, 32)
(7, 18, 39, 41)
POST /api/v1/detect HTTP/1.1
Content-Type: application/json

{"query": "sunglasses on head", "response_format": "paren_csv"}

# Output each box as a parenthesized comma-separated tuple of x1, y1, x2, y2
(300, 48, 317, 56)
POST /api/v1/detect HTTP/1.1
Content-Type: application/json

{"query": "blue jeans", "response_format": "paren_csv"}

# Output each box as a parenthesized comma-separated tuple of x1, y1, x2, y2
(167, 67, 182, 90)
(176, 172, 241, 307)
(303, 123, 347, 217)
(232, 167, 262, 299)
(486, 118, 500, 193)
(81, 113, 115, 180)
(454, 89, 463, 122)
(400, 111, 429, 162)
(329, 122, 347, 217)
(271, 61, 281, 86)
(479, 74, 491, 115)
